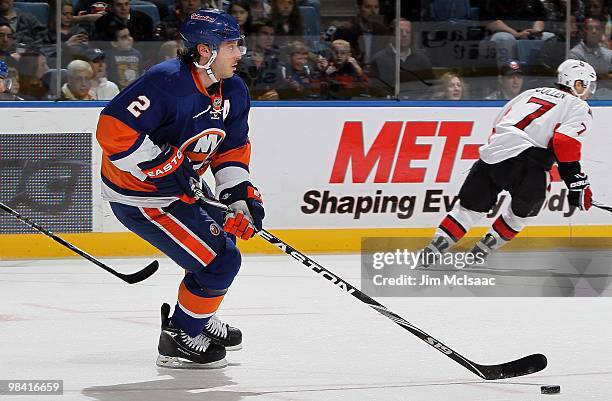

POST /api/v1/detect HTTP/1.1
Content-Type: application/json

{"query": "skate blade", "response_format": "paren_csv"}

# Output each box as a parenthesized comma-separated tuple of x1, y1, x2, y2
(225, 344, 242, 351)
(156, 355, 228, 369)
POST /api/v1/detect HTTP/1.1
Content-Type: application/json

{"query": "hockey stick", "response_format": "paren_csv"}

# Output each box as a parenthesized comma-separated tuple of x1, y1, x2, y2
(0, 202, 159, 284)
(592, 200, 612, 213)
(190, 181, 547, 380)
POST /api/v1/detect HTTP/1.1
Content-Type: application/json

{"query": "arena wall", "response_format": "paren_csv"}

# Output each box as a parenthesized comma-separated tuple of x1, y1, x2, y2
(1, 101, 610, 258)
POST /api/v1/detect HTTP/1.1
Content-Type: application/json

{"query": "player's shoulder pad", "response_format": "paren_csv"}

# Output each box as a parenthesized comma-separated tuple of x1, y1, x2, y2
(143, 58, 195, 97)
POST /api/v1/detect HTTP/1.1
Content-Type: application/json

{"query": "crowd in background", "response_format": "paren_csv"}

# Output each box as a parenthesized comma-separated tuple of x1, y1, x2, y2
(0, 0, 611, 101)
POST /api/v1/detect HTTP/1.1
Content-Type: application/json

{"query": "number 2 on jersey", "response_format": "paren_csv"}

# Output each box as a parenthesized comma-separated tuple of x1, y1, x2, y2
(514, 97, 556, 130)
(127, 95, 151, 117)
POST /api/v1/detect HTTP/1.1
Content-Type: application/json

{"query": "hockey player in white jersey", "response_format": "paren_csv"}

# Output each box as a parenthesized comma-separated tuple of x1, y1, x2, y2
(422, 59, 597, 264)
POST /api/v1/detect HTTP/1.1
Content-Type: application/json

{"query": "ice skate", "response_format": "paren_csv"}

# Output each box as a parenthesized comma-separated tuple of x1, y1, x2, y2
(203, 315, 243, 351)
(156, 303, 227, 369)
(417, 236, 451, 268)
(467, 233, 498, 267)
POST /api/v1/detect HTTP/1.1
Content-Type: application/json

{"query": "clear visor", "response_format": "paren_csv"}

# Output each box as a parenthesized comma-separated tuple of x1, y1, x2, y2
(587, 81, 597, 94)
(237, 37, 247, 56)
(221, 37, 246, 55)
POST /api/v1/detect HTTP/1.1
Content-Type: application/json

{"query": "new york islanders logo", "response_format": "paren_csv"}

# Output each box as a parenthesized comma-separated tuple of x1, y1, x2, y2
(180, 128, 226, 173)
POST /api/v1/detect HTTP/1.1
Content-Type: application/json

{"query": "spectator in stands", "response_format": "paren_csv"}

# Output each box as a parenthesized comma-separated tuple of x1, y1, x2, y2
(46, 0, 91, 66)
(479, 0, 555, 66)
(238, 20, 289, 100)
(0, 0, 47, 50)
(229, 0, 253, 36)
(431, 71, 467, 100)
(250, 19, 279, 59)
(84, 47, 119, 100)
(158, 40, 179, 62)
(75, 0, 169, 24)
(159, 0, 202, 41)
(0, 59, 7, 94)
(72, 1, 107, 25)
(105, 24, 143, 89)
(270, 0, 303, 47)
(282, 39, 319, 99)
(329, 0, 388, 65)
(237, 48, 290, 100)
(569, 17, 612, 79)
(47, 0, 90, 44)
(319, 39, 368, 99)
(17, 50, 49, 99)
(590, 0, 612, 46)
(238, 21, 289, 100)
(0, 65, 24, 100)
(60, 59, 93, 100)
(248, 0, 271, 20)
(95, 0, 154, 41)
(585, 0, 604, 17)
(580, 0, 612, 47)
(484, 60, 525, 100)
(369, 18, 434, 99)
(0, 22, 18, 68)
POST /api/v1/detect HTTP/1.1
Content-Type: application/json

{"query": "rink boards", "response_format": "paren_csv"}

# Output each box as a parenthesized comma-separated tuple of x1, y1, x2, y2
(1, 101, 611, 258)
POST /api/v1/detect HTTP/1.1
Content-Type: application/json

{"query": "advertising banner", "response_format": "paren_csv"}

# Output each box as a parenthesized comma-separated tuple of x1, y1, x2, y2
(249, 106, 612, 229)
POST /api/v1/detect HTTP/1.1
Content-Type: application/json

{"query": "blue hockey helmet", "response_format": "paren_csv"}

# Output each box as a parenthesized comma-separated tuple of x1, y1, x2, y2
(180, 9, 244, 53)
(0, 60, 8, 79)
(179, 9, 245, 82)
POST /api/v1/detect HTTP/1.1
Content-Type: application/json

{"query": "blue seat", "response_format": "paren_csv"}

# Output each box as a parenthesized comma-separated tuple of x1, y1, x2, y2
(429, 0, 472, 21)
(130, 2, 160, 26)
(13, 2, 49, 26)
(299, 6, 320, 37)
(516, 39, 545, 69)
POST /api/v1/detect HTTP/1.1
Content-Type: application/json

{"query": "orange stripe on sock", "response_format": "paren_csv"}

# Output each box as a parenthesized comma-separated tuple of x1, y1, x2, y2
(178, 282, 224, 316)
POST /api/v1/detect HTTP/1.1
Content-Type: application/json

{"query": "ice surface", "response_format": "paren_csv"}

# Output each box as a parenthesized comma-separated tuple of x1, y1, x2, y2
(1, 254, 612, 400)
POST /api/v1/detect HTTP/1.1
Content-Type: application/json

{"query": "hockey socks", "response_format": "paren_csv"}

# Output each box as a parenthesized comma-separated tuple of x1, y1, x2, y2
(420, 205, 484, 267)
(436, 204, 484, 244)
(471, 207, 526, 260)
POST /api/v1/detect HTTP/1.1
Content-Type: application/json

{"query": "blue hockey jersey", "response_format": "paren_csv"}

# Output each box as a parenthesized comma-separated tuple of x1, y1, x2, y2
(96, 58, 252, 207)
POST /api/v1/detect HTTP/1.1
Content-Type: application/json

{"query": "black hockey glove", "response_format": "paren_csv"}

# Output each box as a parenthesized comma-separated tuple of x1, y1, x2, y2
(219, 181, 264, 240)
(557, 161, 593, 211)
(138, 144, 198, 197)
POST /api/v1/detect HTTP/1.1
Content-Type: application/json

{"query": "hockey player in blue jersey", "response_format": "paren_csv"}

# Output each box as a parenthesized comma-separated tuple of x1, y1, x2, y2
(96, 9, 264, 368)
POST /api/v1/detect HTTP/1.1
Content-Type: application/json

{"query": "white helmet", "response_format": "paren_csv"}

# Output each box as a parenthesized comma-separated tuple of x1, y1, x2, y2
(557, 59, 597, 98)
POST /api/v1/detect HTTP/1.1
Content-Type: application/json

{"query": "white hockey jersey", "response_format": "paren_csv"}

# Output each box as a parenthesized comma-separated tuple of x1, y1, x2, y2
(479, 87, 592, 164)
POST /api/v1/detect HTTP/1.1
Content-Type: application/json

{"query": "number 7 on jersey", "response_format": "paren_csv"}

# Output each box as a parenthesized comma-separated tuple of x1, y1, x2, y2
(514, 97, 556, 130)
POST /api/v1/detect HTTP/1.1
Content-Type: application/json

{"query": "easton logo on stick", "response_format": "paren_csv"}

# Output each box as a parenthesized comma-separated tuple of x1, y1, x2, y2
(258, 230, 356, 294)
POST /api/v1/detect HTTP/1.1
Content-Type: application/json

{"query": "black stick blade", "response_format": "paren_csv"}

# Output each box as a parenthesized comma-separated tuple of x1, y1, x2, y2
(119, 260, 159, 284)
(592, 201, 612, 212)
(479, 353, 547, 380)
